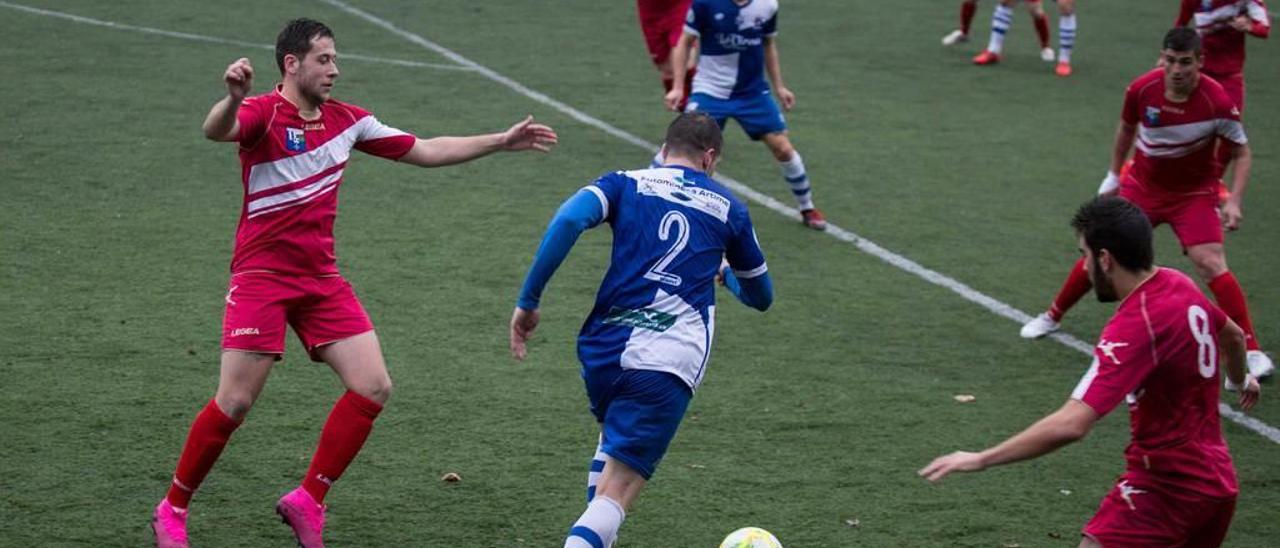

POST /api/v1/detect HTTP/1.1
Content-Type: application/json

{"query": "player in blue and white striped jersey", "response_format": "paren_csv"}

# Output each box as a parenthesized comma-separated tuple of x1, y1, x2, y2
(663, 0, 827, 230)
(510, 113, 773, 548)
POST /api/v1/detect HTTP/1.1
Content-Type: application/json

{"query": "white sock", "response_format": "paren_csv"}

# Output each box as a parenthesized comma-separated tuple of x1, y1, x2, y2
(780, 152, 814, 211)
(564, 496, 625, 548)
(987, 4, 1013, 54)
(586, 436, 606, 503)
(1058, 14, 1077, 64)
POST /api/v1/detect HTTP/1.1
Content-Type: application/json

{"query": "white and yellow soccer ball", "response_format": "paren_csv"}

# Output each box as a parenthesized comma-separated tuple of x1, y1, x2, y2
(719, 527, 782, 548)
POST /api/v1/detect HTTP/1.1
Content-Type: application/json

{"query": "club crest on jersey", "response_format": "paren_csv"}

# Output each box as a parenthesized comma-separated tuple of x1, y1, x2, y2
(1144, 107, 1161, 127)
(285, 127, 307, 152)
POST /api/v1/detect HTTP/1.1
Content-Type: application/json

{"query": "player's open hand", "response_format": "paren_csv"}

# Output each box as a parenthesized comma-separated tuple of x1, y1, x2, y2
(664, 88, 685, 112)
(918, 451, 986, 482)
(224, 58, 254, 101)
(509, 307, 541, 361)
(776, 87, 796, 111)
(501, 115, 559, 153)
(1220, 199, 1243, 231)
(1233, 376, 1261, 412)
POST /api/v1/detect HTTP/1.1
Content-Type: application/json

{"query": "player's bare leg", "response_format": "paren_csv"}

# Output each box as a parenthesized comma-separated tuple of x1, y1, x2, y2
(762, 131, 825, 230)
(1186, 243, 1272, 377)
(565, 455, 645, 548)
(154, 351, 275, 548)
(277, 331, 390, 548)
(943, 0, 978, 46)
(1055, 0, 1077, 77)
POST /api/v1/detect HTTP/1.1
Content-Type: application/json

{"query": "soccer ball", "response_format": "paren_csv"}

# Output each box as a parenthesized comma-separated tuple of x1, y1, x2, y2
(719, 527, 782, 548)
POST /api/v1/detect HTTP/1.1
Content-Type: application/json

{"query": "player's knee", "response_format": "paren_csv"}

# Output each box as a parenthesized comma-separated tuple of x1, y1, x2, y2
(355, 374, 393, 404)
(767, 141, 795, 162)
(214, 391, 257, 421)
(1190, 254, 1228, 280)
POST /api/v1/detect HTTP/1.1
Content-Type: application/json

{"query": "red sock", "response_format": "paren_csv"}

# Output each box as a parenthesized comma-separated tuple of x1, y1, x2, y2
(1032, 13, 1050, 48)
(166, 400, 242, 509)
(301, 391, 383, 504)
(1209, 271, 1261, 351)
(1048, 257, 1093, 322)
(960, 0, 977, 35)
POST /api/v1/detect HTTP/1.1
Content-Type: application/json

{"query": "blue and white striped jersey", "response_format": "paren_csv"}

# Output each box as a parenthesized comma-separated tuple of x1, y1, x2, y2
(684, 0, 779, 99)
(578, 166, 767, 389)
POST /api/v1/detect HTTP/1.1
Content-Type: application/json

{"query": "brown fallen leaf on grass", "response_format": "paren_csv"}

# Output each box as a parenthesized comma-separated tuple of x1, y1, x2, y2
(440, 472, 462, 483)
(953, 394, 977, 403)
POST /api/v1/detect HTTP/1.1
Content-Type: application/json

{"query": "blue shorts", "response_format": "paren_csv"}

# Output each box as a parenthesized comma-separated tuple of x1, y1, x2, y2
(684, 91, 787, 140)
(584, 368, 692, 480)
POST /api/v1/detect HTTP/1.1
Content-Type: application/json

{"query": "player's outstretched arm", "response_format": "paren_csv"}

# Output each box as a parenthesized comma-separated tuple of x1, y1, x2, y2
(763, 37, 795, 111)
(203, 58, 254, 141)
(1220, 318, 1261, 410)
(399, 116, 558, 168)
(510, 189, 605, 360)
(919, 399, 1098, 482)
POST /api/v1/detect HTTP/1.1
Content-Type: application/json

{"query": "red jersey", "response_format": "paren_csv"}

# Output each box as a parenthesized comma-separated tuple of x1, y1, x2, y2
(1071, 268, 1237, 499)
(1122, 69, 1246, 195)
(231, 88, 417, 275)
(1177, 0, 1271, 76)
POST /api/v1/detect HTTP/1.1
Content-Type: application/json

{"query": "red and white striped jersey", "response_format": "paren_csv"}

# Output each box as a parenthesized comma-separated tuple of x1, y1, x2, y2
(1121, 69, 1246, 195)
(231, 87, 416, 275)
(1177, 0, 1271, 76)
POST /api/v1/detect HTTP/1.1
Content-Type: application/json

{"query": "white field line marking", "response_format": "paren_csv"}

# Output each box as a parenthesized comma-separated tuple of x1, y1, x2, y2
(330, 0, 1280, 444)
(0, 1, 474, 73)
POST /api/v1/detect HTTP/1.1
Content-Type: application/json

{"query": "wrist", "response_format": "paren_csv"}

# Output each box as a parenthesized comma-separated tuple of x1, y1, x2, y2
(1225, 373, 1256, 392)
(1098, 170, 1120, 194)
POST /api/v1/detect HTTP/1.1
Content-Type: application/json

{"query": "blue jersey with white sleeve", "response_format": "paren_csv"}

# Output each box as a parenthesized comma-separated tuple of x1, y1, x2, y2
(684, 0, 779, 100)
(578, 166, 767, 389)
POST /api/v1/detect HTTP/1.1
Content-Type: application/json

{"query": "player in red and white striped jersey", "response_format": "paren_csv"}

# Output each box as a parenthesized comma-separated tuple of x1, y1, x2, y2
(151, 18, 558, 548)
(1020, 28, 1273, 381)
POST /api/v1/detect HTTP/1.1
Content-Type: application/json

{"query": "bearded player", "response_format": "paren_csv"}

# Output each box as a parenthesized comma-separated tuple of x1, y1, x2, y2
(924, 196, 1260, 547)
(1019, 28, 1273, 379)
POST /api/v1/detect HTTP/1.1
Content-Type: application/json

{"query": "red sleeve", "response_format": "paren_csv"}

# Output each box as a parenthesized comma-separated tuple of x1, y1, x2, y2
(1121, 80, 1142, 126)
(1071, 318, 1158, 417)
(236, 97, 270, 147)
(1176, 0, 1194, 26)
(1249, 1, 1270, 37)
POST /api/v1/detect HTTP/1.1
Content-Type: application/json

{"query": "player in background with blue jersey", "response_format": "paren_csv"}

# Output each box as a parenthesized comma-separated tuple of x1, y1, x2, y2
(663, 0, 827, 231)
(510, 113, 774, 547)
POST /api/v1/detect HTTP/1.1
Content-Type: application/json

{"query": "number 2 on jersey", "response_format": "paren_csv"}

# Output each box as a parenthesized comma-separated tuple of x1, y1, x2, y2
(645, 210, 690, 287)
(1187, 304, 1217, 379)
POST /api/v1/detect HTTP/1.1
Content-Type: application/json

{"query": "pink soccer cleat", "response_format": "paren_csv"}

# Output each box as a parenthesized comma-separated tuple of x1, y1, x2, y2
(972, 50, 1001, 65)
(800, 208, 827, 231)
(1055, 62, 1073, 77)
(152, 499, 190, 548)
(277, 487, 327, 548)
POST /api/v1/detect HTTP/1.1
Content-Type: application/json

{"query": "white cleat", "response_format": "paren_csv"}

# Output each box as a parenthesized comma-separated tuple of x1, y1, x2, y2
(1247, 350, 1275, 378)
(1040, 47, 1056, 62)
(942, 30, 969, 46)
(1020, 313, 1060, 339)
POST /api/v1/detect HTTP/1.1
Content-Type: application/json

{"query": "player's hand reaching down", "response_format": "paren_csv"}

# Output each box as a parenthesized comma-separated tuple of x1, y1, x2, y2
(1225, 375, 1261, 412)
(664, 87, 685, 112)
(224, 58, 254, 101)
(775, 87, 796, 111)
(509, 307, 541, 361)
(1220, 198, 1243, 231)
(501, 116, 559, 153)
(918, 451, 986, 482)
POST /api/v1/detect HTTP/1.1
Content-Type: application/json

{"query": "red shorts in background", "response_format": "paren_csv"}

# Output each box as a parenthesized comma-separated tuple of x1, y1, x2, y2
(1120, 181, 1224, 248)
(1206, 71, 1245, 112)
(637, 0, 693, 65)
(221, 272, 374, 360)
(1083, 476, 1236, 547)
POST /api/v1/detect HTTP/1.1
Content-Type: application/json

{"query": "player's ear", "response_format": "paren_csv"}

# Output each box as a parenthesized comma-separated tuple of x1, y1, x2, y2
(284, 53, 300, 75)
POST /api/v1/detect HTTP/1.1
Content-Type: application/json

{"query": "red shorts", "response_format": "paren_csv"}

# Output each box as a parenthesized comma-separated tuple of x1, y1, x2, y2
(221, 272, 374, 360)
(1120, 181, 1223, 248)
(1083, 477, 1235, 547)
(637, 0, 692, 65)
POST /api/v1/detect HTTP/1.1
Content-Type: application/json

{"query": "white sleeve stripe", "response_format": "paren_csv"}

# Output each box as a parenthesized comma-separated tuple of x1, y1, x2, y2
(1071, 357, 1101, 401)
(684, 24, 700, 37)
(733, 263, 768, 279)
(1248, 2, 1269, 23)
(582, 185, 609, 220)
(1218, 119, 1248, 144)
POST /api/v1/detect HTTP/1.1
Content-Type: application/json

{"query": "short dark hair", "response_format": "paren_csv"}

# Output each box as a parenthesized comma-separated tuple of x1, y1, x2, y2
(1071, 196, 1154, 272)
(276, 18, 334, 74)
(663, 113, 723, 160)
(1163, 27, 1201, 54)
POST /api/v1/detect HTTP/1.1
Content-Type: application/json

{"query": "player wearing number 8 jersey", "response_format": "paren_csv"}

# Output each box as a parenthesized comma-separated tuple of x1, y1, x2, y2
(922, 197, 1259, 547)
(509, 113, 773, 547)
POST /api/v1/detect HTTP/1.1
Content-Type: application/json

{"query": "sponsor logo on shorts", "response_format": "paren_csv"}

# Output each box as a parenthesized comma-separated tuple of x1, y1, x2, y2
(1118, 480, 1147, 511)
(225, 285, 239, 306)
(230, 327, 260, 337)
(603, 306, 677, 332)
